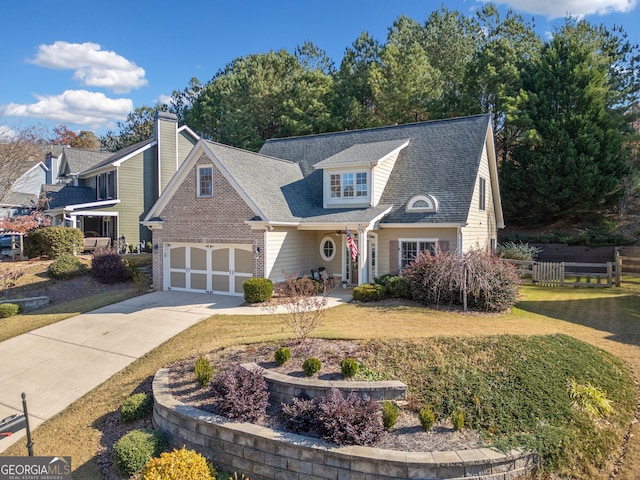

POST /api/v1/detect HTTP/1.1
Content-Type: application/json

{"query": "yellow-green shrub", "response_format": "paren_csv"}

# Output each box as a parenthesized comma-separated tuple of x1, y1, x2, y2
(142, 447, 215, 480)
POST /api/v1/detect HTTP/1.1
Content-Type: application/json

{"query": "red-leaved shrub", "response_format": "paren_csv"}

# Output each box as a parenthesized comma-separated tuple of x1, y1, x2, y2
(210, 366, 269, 422)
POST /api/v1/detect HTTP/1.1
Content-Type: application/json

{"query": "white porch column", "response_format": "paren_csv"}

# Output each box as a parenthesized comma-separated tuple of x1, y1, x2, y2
(357, 227, 368, 284)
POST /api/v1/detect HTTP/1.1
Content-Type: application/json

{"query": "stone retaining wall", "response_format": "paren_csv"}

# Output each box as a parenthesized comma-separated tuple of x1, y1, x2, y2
(153, 368, 537, 480)
(0, 296, 49, 312)
(241, 362, 408, 404)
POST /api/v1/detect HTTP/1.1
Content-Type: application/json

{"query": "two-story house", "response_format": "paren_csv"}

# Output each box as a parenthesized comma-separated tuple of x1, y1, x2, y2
(43, 112, 198, 248)
(143, 114, 503, 295)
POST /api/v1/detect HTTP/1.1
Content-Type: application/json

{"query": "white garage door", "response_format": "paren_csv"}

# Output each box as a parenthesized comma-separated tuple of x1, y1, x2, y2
(165, 243, 253, 295)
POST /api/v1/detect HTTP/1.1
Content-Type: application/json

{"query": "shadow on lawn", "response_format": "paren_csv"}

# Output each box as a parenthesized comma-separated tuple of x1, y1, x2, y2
(518, 292, 640, 347)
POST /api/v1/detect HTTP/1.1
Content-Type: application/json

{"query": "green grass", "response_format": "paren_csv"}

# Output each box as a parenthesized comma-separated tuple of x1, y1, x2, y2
(0, 288, 140, 343)
(3, 284, 640, 480)
(361, 335, 636, 476)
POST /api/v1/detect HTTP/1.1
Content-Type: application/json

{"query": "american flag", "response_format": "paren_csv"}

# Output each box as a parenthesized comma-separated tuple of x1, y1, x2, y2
(346, 227, 358, 262)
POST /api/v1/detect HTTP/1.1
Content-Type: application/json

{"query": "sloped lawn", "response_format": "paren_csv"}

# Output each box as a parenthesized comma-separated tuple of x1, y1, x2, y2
(2, 285, 640, 480)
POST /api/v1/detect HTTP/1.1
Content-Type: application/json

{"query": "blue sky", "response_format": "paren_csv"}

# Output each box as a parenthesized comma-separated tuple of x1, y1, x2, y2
(1, 0, 638, 138)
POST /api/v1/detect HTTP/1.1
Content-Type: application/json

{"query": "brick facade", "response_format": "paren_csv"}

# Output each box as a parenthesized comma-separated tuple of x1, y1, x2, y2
(149, 153, 265, 290)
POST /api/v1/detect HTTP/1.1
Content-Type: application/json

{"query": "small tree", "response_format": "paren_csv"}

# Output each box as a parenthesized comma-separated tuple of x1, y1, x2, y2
(267, 270, 331, 341)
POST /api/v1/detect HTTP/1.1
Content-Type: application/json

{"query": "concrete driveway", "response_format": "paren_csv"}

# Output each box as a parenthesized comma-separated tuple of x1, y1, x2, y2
(0, 289, 349, 453)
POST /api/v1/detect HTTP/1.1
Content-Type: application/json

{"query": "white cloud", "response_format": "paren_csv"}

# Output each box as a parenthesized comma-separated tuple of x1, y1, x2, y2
(486, 0, 638, 18)
(3, 90, 133, 128)
(30, 41, 147, 94)
(0, 125, 18, 142)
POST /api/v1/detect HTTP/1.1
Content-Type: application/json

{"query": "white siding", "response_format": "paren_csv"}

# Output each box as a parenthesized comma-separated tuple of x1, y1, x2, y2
(462, 144, 498, 251)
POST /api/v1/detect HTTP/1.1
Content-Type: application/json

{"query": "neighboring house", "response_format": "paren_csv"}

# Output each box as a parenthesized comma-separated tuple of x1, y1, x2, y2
(143, 114, 503, 295)
(44, 112, 199, 247)
(0, 146, 63, 217)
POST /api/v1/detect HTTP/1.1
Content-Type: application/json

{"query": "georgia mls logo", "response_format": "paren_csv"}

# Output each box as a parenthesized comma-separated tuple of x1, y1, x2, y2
(0, 456, 71, 480)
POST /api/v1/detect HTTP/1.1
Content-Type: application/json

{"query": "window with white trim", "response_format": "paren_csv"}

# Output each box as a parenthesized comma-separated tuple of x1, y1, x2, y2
(329, 171, 368, 199)
(197, 165, 213, 197)
(479, 177, 486, 211)
(400, 239, 437, 269)
(320, 237, 336, 261)
(96, 171, 116, 200)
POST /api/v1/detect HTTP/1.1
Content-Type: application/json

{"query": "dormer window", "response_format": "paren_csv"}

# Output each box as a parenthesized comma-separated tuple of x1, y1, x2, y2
(330, 172, 368, 199)
(406, 194, 438, 213)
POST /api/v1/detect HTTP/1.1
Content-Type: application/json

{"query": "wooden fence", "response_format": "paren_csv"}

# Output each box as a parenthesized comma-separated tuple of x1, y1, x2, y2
(616, 247, 640, 280)
(506, 260, 616, 287)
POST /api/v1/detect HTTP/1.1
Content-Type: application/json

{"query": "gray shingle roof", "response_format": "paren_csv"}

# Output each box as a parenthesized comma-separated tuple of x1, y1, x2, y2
(42, 184, 95, 209)
(260, 114, 491, 225)
(312, 138, 410, 169)
(80, 139, 154, 174)
(60, 147, 112, 175)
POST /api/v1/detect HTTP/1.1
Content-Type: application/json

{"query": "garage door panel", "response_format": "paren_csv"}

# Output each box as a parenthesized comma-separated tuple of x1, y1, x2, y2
(170, 247, 186, 269)
(167, 243, 254, 295)
(190, 247, 207, 270)
(191, 273, 207, 290)
(212, 274, 228, 292)
(235, 249, 253, 274)
(170, 271, 186, 289)
(212, 248, 229, 271)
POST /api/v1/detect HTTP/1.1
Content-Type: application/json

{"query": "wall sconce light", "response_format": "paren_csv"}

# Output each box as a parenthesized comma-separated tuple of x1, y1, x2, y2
(254, 246, 261, 259)
(153, 243, 158, 251)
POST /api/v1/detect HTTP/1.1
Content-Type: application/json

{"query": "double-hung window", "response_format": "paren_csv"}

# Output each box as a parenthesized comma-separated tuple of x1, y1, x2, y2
(400, 239, 437, 269)
(197, 166, 213, 197)
(329, 172, 368, 199)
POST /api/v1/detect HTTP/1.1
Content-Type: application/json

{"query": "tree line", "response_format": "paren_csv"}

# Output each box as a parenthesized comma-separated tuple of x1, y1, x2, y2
(54, 5, 640, 225)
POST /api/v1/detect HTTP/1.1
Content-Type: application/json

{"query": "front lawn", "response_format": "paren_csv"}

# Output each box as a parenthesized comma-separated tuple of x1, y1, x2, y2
(2, 285, 640, 480)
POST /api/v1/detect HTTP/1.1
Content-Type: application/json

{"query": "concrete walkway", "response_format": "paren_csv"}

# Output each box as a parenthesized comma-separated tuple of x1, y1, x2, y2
(0, 289, 351, 453)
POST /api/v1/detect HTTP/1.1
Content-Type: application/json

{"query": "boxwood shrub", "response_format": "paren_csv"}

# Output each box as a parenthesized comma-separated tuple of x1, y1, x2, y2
(120, 393, 153, 422)
(243, 278, 274, 303)
(352, 283, 385, 302)
(48, 254, 88, 280)
(113, 428, 166, 475)
(0, 303, 21, 318)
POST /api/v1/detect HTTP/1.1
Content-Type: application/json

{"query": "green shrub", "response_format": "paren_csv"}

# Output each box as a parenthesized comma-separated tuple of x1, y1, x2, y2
(451, 409, 465, 431)
(141, 446, 215, 480)
(0, 303, 21, 318)
(113, 428, 166, 475)
(302, 357, 322, 377)
(194, 356, 213, 387)
(91, 248, 129, 283)
(120, 393, 153, 422)
(497, 241, 541, 261)
(352, 283, 385, 302)
(374, 274, 411, 299)
(48, 254, 88, 280)
(340, 358, 359, 378)
(145, 241, 153, 253)
(243, 278, 274, 303)
(24, 227, 84, 259)
(419, 406, 435, 432)
(274, 347, 291, 366)
(382, 401, 399, 430)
